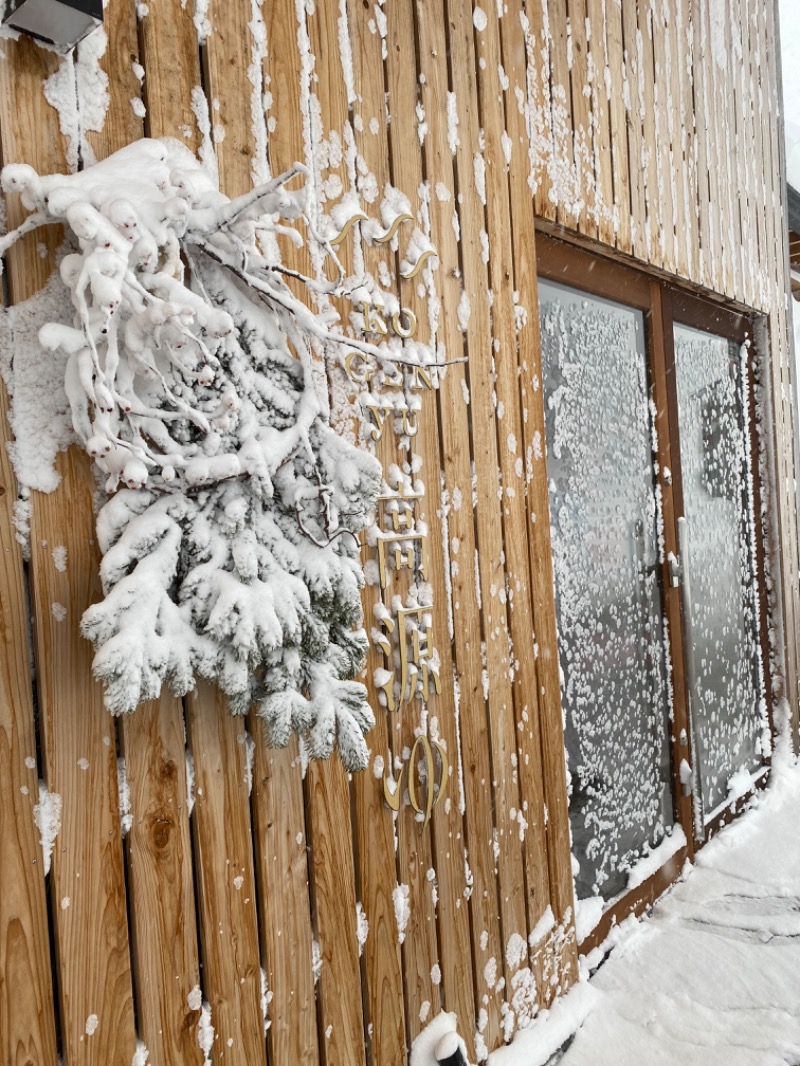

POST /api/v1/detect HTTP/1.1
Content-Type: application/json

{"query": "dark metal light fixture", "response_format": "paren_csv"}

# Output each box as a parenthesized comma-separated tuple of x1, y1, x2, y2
(2, 0, 103, 52)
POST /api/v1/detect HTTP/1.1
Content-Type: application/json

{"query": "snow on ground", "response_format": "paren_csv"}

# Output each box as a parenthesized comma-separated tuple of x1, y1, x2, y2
(493, 755, 800, 1065)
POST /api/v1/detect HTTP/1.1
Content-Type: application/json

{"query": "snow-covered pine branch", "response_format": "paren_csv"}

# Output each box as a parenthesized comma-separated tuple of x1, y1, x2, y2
(0, 137, 398, 772)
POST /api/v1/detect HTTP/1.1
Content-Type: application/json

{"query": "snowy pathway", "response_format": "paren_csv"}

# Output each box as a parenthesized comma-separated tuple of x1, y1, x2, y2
(492, 758, 800, 1066)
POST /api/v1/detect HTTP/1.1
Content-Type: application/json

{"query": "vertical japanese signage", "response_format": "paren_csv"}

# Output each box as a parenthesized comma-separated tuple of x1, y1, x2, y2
(334, 204, 447, 824)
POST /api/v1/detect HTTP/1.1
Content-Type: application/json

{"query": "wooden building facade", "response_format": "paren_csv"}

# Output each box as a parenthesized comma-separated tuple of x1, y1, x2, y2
(0, 0, 798, 1064)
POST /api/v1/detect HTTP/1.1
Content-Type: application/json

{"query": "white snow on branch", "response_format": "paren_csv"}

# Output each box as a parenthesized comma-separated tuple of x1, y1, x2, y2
(0, 138, 445, 772)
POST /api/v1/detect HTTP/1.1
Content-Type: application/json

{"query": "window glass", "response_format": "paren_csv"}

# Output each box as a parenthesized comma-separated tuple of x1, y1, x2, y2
(539, 280, 674, 910)
(673, 324, 765, 818)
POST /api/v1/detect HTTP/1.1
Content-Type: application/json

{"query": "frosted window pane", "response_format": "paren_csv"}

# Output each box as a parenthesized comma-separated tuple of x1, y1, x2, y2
(674, 325, 763, 818)
(539, 280, 673, 905)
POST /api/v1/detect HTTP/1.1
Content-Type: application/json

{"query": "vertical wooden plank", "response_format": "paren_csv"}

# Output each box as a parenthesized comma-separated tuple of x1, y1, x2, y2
(182, 10, 269, 1063)
(186, 686, 267, 1064)
(446, 0, 547, 1050)
(340, 6, 411, 1062)
(137, 0, 203, 153)
(666, 0, 689, 278)
(499, 0, 580, 1000)
(524, 0, 555, 221)
(637, 0, 661, 267)
(548, 1, 579, 228)
(604, 0, 632, 254)
(0, 389, 58, 1066)
(0, 35, 59, 1066)
(122, 696, 203, 1066)
(721, 1, 743, 302)
(83, 10, 208, 1066)
(650, 0, 674, 269)
(109, 7, 207, 1065)
(250, 735, 318, 1065)
(690, 0, 712, 290)
(300, 3, 368, 1062)
(764, 0, 800, 726)
(255, 6, 321, 1065)
(343, 4, 434, 1059)
(0, 41, 64, 290)
(475, 0, 556, 1017)
(414, 0, 508, 1054)
(31, 449, 137, 1065)
(704, 0, 730, 294)
(384, 0, 477, 1052)
(586, 0, 615, 246)
(622, 0, 648, 262)
(678, 0, 699, 283)
(83, 0, 143, 164)
(741, 0, 757, 304)
(568, 0, 597, 239)
(0, 30, 138, 1066)
(749, 0, 768, 310)
(304, 760, 366, 1066)
(201, 0, 260, 196)
(728, 0, 747, 301)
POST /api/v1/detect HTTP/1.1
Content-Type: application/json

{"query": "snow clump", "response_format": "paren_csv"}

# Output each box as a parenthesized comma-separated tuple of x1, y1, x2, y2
(0, 139, 391, 771)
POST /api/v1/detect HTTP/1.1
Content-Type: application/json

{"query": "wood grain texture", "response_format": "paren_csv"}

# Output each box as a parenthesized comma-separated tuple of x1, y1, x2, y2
(525, 0, 554, 222)
(665, 0, 687, 278)
(722, 2, 742, 303)
(568, 0, 596, 241)
(257, 6, 321, 1065)
(586, 0, 615, 247)
(250, 731, 319, 1066)
(299, 2, 368, 1061)
(690, 0, 712, 290)
(476, 0, 553, 1014)
(83, 0, 143, 163)
(650, 0, 675, 272)
(450, 10, 532, 1002)
(121, 696, 203, 1066)
(604, 0, 632, 254)
(30, 448, 137, 1066)
(0, 380, 58, 1066)
(621, 0, 648, 263)
(547, 1, 577, 230)
(84, 12, 206, 1066)
(343, 4, 414, 1061)
(0, 27, 138, 1066)
(0, 35, 64, 289)
(764, 0, 800, 725)
(305, 758, 366, 1066)
(415, 0, 509, 1048)
(420, 0, 523, 1050)
(186, 684, 267, 1065)
(202, 0, 262, 197)
(184, 7, 274, 1060)
(384, 0, 477, 1050)
(0, 35, 60, 1066)
(0, 3, 798, 1063)
(499, 0, 575, 1003)
(137, 0, 203, 151)
(638, 0, 661, 268)
(678, 0, 699, 284)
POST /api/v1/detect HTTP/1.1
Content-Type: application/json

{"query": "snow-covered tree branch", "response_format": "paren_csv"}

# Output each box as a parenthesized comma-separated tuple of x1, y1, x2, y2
(0, 137, 400, 771)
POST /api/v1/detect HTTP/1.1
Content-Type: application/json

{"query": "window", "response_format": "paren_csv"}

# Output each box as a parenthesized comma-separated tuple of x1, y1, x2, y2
(536, 234, 770, 948)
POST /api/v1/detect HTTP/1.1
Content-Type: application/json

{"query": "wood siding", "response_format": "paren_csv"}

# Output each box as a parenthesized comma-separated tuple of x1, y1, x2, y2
(0, 1, 797, 1064)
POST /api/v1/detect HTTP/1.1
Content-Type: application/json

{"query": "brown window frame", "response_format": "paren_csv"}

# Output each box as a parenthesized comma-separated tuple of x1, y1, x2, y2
(535, 231, 774, 954)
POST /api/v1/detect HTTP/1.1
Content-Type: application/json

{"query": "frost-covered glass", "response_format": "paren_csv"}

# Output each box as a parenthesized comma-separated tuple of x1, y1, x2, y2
(674, 325, 763, 819)
(539, 281, 673, 907)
